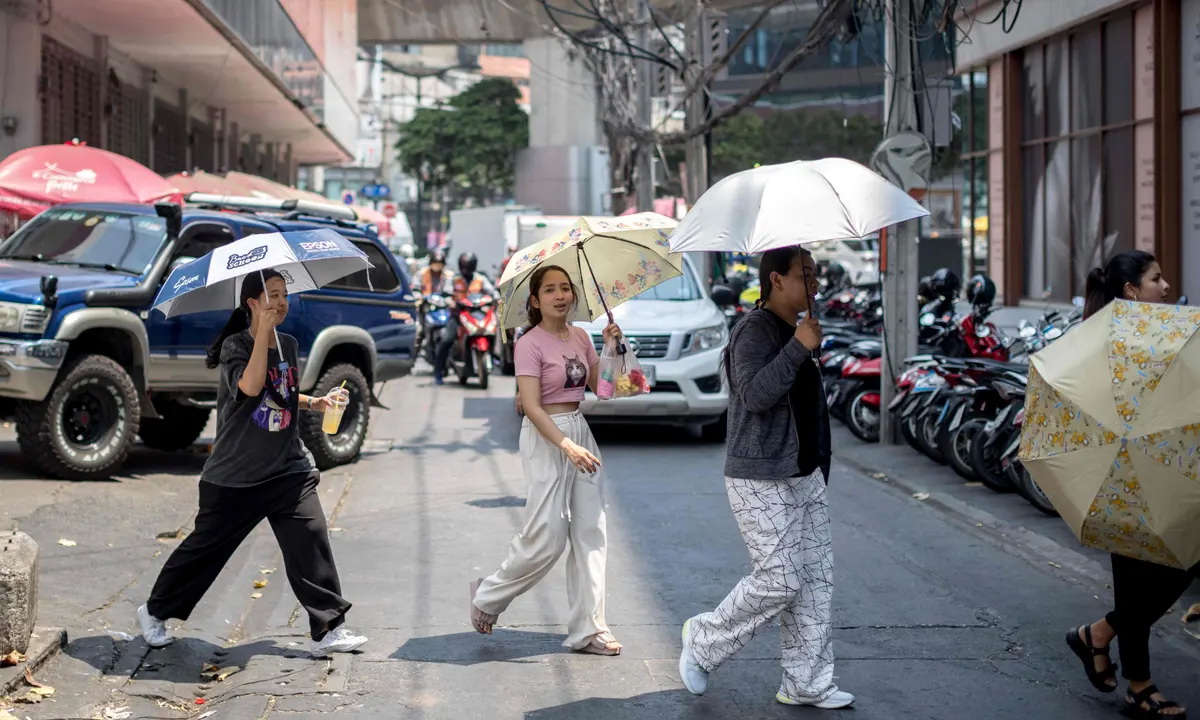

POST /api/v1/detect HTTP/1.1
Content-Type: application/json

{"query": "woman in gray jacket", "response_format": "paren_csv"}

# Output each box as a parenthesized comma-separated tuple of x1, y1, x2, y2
(678, 246, 853, 710)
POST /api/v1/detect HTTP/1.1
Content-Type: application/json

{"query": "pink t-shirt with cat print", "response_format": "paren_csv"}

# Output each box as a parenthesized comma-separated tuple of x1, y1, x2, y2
(515, 325, 599, 405)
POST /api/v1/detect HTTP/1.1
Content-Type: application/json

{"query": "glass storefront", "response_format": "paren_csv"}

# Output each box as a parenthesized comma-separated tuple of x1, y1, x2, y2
(1018, 10, 1144, 302)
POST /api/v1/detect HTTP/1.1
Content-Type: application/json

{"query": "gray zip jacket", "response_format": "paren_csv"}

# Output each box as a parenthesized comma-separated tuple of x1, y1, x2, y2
(724, 308, 832, 481)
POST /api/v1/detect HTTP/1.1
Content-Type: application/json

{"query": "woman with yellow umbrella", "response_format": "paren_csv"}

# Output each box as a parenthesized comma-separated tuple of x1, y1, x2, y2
(1062, 250, 1196, 720)
(468, 213, 681, 656)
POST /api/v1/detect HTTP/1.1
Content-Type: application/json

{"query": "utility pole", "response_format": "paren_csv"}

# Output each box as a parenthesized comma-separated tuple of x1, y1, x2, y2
(877, 0, 925, 444)
(684, 7, 714, 286)
(413, 76, 425, 252)
(634, 0, 654, 214)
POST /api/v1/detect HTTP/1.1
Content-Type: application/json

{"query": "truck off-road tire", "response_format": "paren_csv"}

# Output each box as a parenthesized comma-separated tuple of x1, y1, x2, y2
(138, 398, 211, 452)
(16, 354, 141, 481)
(300, 363, 371, 470)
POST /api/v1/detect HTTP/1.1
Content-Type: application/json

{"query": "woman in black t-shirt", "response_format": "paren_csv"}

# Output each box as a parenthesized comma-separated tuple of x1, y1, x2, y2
(135, 270, 368, 659)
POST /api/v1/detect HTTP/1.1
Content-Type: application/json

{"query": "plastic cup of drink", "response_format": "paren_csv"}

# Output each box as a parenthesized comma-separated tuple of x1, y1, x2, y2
(322, 389, 349, 434)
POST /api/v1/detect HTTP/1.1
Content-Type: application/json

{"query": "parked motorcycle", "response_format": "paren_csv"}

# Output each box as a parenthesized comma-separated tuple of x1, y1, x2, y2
(447, 293, 498, 389)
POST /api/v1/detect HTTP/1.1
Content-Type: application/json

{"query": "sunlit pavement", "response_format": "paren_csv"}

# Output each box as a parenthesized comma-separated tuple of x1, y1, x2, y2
(4, 372, 1197, 719)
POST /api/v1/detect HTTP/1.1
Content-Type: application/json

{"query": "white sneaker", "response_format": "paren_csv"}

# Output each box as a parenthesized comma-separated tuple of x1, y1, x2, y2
(679, 618, 709, 696)
(136, 604, 173, 648)
(311, 627, 368, 658)
(776, 689, 856, 709)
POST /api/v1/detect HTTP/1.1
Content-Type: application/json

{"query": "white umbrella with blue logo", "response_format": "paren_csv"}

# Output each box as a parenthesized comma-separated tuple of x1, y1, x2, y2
(152, 228, 373, 319)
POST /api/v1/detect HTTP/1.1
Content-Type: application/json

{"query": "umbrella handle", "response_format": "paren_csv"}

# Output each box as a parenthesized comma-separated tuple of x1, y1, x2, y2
(258, 268, 282, 352)
(578, 245, 614, 325)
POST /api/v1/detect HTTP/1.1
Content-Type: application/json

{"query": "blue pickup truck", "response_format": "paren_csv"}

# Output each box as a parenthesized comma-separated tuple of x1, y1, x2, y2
(0, 195, 417, 480)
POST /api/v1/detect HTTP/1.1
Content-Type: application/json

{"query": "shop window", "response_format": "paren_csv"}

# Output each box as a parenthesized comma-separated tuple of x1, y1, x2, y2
(1018, 10, 1144, 302)
(959, 71, 990, 276)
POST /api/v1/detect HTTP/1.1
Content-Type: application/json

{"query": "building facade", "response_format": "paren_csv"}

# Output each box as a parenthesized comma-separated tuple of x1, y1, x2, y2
(957, 0, 1194, 304)
(0, 0, 358, 182)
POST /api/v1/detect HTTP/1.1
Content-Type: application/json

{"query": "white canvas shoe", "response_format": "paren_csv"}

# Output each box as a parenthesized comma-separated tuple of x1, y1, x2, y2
(311, 627, 368, 658)
(777, 689, 856, 709)
(136, 604, 173, 648)
(679, 618, 710, 696)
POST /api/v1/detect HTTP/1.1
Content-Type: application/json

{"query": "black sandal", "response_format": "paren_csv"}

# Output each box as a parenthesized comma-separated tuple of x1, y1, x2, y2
(1123, 685, 1187, 719)
(1065, 625, 1118, 692)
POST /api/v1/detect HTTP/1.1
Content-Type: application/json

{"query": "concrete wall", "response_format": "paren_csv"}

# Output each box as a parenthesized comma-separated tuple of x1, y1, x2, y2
(957, 0, 1138, 67)
(0, 9, 42, 160)
(515, 145, 610, 216)
(525, 38, 600, 148)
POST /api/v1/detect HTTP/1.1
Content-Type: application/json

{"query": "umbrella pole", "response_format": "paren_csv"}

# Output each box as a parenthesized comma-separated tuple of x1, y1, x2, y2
(577, 245, 613, 325)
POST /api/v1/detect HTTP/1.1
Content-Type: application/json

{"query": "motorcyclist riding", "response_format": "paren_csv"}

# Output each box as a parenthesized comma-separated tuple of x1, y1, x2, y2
(414, 250, 454, 359)
(433, 252, 496, 385)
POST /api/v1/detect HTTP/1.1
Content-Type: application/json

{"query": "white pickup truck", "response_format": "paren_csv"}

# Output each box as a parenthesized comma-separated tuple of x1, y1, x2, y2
(577, 255, 730, 440)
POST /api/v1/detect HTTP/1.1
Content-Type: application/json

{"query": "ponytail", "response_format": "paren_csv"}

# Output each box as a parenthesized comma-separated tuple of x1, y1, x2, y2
(205, 269, 283, 368)
(523, 293, 544, 335)
(206, 307, 250, 368)
(1083, 267, 1108, 321)
(1082, 250, 1156, 320)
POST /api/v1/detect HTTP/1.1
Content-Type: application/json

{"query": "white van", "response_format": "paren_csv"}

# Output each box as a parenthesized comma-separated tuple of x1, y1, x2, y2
(577, 255, 730, 440)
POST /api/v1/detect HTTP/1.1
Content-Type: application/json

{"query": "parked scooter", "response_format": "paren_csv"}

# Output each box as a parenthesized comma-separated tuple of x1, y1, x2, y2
(447, 293, 498, 389)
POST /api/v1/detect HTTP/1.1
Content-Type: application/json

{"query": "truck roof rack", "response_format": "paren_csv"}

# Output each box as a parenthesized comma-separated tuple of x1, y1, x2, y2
(185, 193, 359, 223)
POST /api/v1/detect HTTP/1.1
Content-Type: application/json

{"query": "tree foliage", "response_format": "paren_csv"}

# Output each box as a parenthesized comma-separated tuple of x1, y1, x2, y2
(394, 78, 530, 204)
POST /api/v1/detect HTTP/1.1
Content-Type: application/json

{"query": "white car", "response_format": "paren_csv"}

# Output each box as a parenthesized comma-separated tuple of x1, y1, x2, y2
(808, 238, 880, 286)
(578, 256, 729, 440)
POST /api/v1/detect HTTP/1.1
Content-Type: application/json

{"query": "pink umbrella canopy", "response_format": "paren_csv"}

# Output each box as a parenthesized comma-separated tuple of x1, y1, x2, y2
(0, 141, 180, 218)
(223, 171, 330, 204)
(165, 170, 247, 196)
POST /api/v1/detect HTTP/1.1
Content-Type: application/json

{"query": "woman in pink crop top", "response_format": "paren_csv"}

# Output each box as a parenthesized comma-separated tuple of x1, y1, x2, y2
(469, 264, 624, 656)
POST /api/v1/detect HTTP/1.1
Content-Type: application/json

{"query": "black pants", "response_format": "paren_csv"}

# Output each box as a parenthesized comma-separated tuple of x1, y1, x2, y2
(433, 314, 460, 376)
(1105, 553, 1198, 681)
(147, 473, 351, 641)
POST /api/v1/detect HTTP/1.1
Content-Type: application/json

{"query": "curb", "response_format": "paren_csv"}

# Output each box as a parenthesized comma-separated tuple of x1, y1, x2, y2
(835, 450, 1113, 591)
(0, 627, 67, 697)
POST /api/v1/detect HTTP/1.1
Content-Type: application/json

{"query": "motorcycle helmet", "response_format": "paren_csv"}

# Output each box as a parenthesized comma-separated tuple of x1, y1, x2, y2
(458, 252, 478, 278)
(429, 250, 447, 268)
(928, 268, 961, 300)
(917, 275, 933, 300)
(823, 262, 847, 287)
(966, 274, 997, 306)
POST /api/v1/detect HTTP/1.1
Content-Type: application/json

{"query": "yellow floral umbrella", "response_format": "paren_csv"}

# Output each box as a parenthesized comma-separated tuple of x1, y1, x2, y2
(1019, 299, 1200, 569)
(496, 212, 683, 330)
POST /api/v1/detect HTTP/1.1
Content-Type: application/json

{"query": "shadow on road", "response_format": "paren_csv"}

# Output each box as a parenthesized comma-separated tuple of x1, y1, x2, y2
(390, 630, 570, 666)
(591, 424, 720, 447)
(62, 634, 301, 685)
(525, 691, 741, 720)
(0, 441, 208, 483)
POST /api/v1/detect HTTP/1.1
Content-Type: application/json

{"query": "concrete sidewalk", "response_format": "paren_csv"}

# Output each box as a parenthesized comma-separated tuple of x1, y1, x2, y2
(4, 374, 1198, 720)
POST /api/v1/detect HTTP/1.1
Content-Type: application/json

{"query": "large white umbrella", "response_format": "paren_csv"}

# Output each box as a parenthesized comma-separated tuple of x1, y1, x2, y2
(668, 158, 930, 254)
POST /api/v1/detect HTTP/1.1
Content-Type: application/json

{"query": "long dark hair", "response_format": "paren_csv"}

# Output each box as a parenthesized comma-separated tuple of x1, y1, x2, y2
(205, 269, 284, 368)
(522, 264, 579, 334)
(722, 246, 811, 384)
(1083, 250, 1156, 320)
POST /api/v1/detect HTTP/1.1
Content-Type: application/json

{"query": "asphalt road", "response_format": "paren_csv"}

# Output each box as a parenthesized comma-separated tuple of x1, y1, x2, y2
(2, 372, 1197, 720)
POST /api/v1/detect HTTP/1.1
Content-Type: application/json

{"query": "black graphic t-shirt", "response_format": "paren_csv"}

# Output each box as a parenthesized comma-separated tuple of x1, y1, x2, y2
(201, 330, 315, 487)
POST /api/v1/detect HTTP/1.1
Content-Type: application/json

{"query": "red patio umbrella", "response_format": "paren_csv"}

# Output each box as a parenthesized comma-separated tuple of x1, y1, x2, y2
(0, 142, 180, 218)
(165, 170, 246, 196)
(223, 171, 330, 204)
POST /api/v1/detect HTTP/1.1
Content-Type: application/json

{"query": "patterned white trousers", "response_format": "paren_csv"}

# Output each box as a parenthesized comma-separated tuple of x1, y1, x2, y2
(688, 471, 837, 702)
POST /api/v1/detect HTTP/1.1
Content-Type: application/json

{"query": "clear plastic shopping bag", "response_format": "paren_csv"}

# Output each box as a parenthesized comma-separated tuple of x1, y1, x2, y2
(596, 334, 651, 400)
